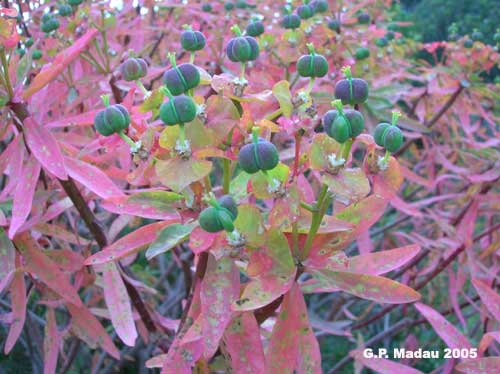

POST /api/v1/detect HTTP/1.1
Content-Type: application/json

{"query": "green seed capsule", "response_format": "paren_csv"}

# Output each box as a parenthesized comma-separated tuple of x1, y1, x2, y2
(226, 36, 259, 62)
(246, 21, 264, 37)
(32, 49, 43, 60)
(235, 0, 247, 8)
(328, 19, 341, 33)
(25, 38, 34, 47)
(463, 39, 473, 48)
(218, 195, 238, 220)
(41, 18, 60, 33)
(202, 3, 212, 12)
(323, 109, 364, 141)
(199, 207, 224, 232)
(357, 12, 370, 24)
(383, 126, 403, 152)
(297, 4, 313, 20)
(68, 0, 83, 5)
(296, 53, 328, 78)
(385, 31, 395, 40)
(238, 138, 279, 174)
(373, 122, 390, 147)
(41, 13, 54, 23)
(159, 95, 197, 126)
(471, 30, 483, 42)
(327, 115, 351, 143)
(224, 2, 235, 11)
(58, 4, 73, 16)
(375, 37, 388, 47)
(281, 14, 301, 30)
(94, 104, 130, 136)
(344, 109, 364, 137)
(120, 57, 148, 81)
(163, 63, 200, 96)
(355, 47, 370, 60)
(181, 30, 206, 52)
(310, 0, 328, 13)
(198, 195, 238, 233)
(334, 78, 369, 105)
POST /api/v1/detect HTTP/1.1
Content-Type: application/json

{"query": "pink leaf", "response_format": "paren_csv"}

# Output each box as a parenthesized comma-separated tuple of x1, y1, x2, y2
(303, 269, 421, 304)
(13, 232, 83, 307)
(102, 262, 137, 346)
(66, 303, 120, 359)
(24, 117, 67, 180)
(455, 358, 500, 374)
(0, 228, 16, 293)
(46, 110, 99, 129)
(84, 221, 174, 265)
(347, 244, 421, 275)
(4, 269, 26, 354)
(471, 278, 500, 324)
(65, 157, 124, 199)
(8, 155, 41, 238)
(266, 283, 322, 374)
(200, 255, 239, 358)
(352, 350, 424, 374)
(223, 313, 266, 374)
(23, 29, 99, 99)
(44, 308, 61, 374)
(414, 302, 472, 349)
(101, 192, 181, 220)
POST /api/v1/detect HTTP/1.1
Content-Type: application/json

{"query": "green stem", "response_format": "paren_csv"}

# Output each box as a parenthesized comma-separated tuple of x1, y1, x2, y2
(222, 158, 231, 194)
(179, 123, 186, 144)
(0, 48, 14, 99)
(118, 131, 136, 148)
(136, 80, 149, 96)
(382, 149, 391, 164)
(230, 25, 242, 36)
(300, 201, 316, 212)
(305, 77, 315, 94)
(239, 62, 246, 80)
(190, 51, 195, 64)
(301, 184, 331, 260)
(100, 94, 110, 107)
(341, 138, 353, 161)
(292, 220, 299, 258)
(264, 108, 283, 121)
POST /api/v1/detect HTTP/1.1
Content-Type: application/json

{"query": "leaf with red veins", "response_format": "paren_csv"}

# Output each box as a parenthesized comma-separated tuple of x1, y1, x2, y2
(85, 221, 174, 265)
(64, 156, 125, 199)
(266, 283, 322, 374)
(371, 157, 404, 199)
(8, 155, 41, 238)
(156, 158, 212, 193)
(222, 312, 266, 374)
(321, 167, 371, 205)
(414, 302, 472, 349)
(200, 255, 239, 359)
(233, 229, 296, 311)
(24, 117, 68, 180)
(302, 269, 421, 304)
(23, 29, 99, 99)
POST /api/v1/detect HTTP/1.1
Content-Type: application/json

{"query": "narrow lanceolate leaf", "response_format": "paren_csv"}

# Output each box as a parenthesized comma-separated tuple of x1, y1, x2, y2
(13, 232, 83, 307)
(223, 313, 266, 374)
(101, 191, 183, 220)
(24, 117, 67, 180)
(23, 29, 99, 99)
(414, 302, 472, 349)
(102, 263, 137, 347)
(200, 256, 239, 359)
(85, 221, 174, 265)
(352, 351, 424, 374)
(455, 358, 500, 374)
(233, 229, 296, 311)
(44, 308, 61, 374)
(0, 228, 16, 293)
(4, 269, 26, 354)
(8, 155, 41, 238)
(303, 269, 421, 304)
(347, 244, 421, 275)
(266, 283, 322, 374)
(65, 157, 124, 199)
(66, 303, 120, 359)
(146, 223, 196, 260)
(471, 278, 500, 323)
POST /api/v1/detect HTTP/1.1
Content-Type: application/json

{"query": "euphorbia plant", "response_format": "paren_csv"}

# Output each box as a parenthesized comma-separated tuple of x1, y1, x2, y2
(1, 1, 499, 374)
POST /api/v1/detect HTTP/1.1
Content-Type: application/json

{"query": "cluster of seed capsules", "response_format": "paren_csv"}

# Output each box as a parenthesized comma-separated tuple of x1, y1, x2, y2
(93, 15, 403, 234)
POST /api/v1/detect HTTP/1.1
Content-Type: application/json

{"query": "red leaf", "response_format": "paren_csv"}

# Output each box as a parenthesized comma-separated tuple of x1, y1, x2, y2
(44, 308, 62, 374)
(66, 303, 120, 359)
(23, 29, 99, 99)
(200, 255, 239, 358)
(471, 278, 500, 324)
(352, 350, 424, 374)
(4, 268, 26, 354)
(14, 232, 83, 307)
(347, 244, 421, 275)
(266, 283, 322, 374)
(223, 313, 266, 374)
(8, 155, 41, 238)
(84, 221, 173, 265)
(0, 228, 16, 293)
(414, 302, 472, 349)
(102, 263, 137, 346)
(101, 193, 181, 220)
(24, 117, 67, 180)
(65, 157, 124, 199)
(303, 269, 421, 304)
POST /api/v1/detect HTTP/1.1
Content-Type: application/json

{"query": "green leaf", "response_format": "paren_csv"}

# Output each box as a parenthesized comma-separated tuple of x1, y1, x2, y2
(155, 158, 212, 193)
(309, 134, 341, 171)
(139, 88, 164, 116)
(272, 80, 293, 118)
(250, 163, 289, 199)
(146, 223, 196, 260)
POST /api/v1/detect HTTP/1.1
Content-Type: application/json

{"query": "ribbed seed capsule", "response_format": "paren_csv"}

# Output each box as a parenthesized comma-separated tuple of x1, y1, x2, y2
(198, 195, 238, 233)
(159, 95, 197, 126)
(181, 30, 206, 51)
(246, 21, 264, 37)
(334, 78, 369, 105)
(297, 4, 313, 19)
(296, 53, 328, 78)
(163, 63, 200, 96)
(281, 14, 301, 29)
(120, 58, 148, 81)
(226, 36, 259, 62)
(94, 104, 131, 136)
(238, 138, 279, 174)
